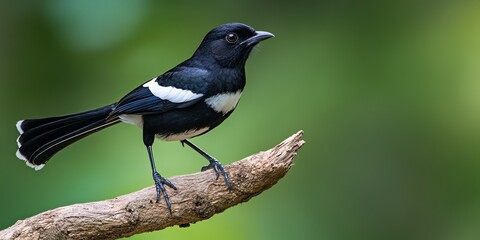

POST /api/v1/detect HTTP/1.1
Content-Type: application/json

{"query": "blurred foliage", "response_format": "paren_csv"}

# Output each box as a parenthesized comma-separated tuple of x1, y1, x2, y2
(1, 0, 480, 239)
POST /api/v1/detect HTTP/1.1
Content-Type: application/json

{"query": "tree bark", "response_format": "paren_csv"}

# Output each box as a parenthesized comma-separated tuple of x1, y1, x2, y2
(0, 131, 305, 240)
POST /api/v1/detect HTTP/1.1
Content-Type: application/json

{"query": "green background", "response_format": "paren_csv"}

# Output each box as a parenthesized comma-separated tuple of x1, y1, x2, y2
(1, 1, 480, 239)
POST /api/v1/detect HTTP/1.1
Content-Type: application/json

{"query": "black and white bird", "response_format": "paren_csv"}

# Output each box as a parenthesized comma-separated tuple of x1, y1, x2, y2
(15, 23, 274, 211)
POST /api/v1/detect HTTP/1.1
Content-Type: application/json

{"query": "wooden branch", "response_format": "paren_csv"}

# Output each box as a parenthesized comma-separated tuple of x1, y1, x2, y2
(0, 131, 305, 240)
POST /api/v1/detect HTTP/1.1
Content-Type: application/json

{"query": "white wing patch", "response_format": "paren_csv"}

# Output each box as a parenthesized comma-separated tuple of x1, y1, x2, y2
(205, 90, 242, 115)
(143, 78, 203, 103)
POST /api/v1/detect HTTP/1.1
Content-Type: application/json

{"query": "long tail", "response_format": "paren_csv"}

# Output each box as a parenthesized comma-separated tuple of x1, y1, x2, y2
(16, 104, 121, 170)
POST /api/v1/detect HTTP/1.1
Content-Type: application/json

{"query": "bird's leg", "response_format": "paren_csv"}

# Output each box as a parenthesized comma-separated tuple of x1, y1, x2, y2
(146, 145, 177, 212)
(180, 140, 231, 190)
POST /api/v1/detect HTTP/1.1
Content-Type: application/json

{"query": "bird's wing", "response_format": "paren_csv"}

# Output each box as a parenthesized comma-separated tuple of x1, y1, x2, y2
(109, 67, 209, 117)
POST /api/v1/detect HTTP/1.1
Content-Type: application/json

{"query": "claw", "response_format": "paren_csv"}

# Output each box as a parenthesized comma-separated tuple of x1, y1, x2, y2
(152, 172, 177, 213)
(180, 140, 232, 190)
(202, 160, 231, 190)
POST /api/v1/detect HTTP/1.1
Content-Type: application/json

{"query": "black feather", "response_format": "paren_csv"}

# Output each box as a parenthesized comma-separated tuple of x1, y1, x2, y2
(17, 104, 118, 165)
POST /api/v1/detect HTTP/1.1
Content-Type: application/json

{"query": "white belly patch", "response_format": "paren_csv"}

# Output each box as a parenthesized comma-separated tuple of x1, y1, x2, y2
(157, 127, 210, 141)
(205, 90, 242, 115)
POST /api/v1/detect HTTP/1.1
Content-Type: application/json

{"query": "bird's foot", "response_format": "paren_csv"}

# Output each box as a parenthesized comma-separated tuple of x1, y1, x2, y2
(201, 159, 231, 190)
(152, 172, 177, 212)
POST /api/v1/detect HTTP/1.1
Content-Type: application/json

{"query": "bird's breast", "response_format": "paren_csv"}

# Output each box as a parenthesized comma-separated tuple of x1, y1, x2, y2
(204, 90, 242, 115)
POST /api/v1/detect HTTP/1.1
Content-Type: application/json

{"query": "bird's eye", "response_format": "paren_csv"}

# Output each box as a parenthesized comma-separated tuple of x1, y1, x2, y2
(225, 33, 238, 44)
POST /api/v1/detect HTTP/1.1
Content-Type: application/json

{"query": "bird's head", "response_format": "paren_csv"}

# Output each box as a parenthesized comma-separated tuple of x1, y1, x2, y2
(193, 23, 274, 68)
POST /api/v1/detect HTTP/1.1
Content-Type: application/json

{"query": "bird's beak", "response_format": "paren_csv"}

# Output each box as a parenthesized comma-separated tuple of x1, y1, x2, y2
(242, 31, 275, 47)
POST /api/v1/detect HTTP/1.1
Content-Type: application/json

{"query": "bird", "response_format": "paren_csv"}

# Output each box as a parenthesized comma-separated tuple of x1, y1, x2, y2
(15, 23, 274, 211)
